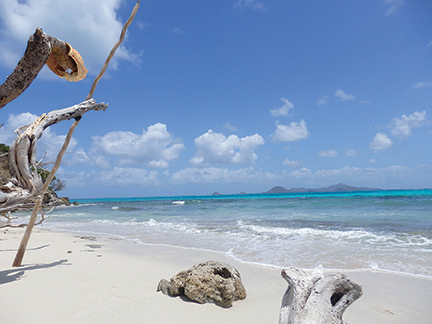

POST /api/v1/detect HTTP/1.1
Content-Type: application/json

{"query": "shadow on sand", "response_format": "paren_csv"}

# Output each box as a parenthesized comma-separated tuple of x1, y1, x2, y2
(0, 244, 51, 253)
(0, 259, 69, 285)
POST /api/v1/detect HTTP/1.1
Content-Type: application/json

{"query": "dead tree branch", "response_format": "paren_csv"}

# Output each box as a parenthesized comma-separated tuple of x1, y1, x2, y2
(0, 29, 51, 109)
(1, 211, 16, 221)
(0, 27, 88, 110)
(0, 209, 49, 228)
(11, 0, 140, 267)
(0, 99, 107, 215)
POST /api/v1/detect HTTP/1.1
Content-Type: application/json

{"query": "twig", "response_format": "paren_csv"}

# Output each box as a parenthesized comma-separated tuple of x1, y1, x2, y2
(1, 211, 16, 221)
(0, 209, 49, 229)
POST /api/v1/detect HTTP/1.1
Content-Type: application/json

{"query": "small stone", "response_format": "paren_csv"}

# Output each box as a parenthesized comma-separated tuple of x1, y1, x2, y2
(67, 250, 72, 254)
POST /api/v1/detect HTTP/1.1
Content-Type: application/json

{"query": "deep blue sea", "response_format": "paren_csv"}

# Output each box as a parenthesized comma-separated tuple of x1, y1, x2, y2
(29, 189, 432, 277)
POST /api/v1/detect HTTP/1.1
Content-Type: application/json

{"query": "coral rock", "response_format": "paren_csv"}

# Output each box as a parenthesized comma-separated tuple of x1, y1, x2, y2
(157, 261, 246, 308)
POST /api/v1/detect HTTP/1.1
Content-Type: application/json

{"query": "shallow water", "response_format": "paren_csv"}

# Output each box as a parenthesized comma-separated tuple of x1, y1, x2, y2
(18, 189, 432, 277)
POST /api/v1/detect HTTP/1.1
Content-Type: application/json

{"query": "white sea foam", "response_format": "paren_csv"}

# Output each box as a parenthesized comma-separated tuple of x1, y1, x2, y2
(172, 201, 185, 205)
(39, 191, 432, 277)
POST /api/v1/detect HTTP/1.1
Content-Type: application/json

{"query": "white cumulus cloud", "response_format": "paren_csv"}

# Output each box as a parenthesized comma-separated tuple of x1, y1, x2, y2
(335, 89, 355, 101)
(170, 167, 276, 184)
(0, 0, 139, 75)
(285, 167, 312, 179)
(54, 168, 90, 188)
(318, 150, 338, 158)
(90, 123, 184, 168)
(270, 98, 294, 117)
(190, 130, 264, 166)
(271, 120, 310, 142)
(317, 95, 329, 107)
(345, 148, 358, 157)
(283, 158, 302, 168)
(66, 148, 90, 165)
(172, 27, 185, 35)
(234, 0, 266, 10)
(280, 164, 428, 189)
(97, 167, 159, 186)
(370, 133, 393, 152)
(390, 111, 428, 137)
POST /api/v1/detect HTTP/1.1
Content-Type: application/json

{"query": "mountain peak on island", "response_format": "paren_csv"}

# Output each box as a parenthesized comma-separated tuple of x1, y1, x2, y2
(264, 183, 381, 194)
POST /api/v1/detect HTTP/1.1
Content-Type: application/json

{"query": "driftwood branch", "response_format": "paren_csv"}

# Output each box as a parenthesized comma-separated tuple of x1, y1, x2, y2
(1, 211, 16, 221)
(0, 99, 107, 215)
(0, 208, 52, 229)
(10, 0, 140, 267)
(0, 26, 89, 110)
(0, 29, 51, 109)
(279, 266, 362, 324)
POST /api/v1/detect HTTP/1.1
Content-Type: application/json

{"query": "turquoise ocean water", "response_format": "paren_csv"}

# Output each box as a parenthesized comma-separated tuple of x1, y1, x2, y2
(30, 189, 432, 278)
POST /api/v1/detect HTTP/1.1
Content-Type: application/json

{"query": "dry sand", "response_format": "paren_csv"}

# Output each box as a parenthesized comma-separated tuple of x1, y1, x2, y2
(1, 228, 431, 324)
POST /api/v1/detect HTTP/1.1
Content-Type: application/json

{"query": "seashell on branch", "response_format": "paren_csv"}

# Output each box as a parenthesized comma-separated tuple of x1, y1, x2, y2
(46, 41, 88, 82)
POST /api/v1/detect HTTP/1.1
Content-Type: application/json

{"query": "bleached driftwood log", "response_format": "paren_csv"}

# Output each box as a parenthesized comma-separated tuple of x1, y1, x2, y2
(0, 99, 107, 214)
(279, 266, 362, 324)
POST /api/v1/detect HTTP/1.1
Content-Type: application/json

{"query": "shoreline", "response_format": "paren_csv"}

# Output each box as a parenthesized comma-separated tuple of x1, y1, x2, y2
(1, 228, 432, 323)
(41, 224, 432, 280)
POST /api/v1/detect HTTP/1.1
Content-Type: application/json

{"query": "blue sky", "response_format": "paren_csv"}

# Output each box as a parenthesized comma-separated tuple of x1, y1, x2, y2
(0, 0, 431, 198)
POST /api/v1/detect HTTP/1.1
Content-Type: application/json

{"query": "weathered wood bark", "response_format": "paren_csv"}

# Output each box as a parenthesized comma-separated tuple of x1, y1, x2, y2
(279, 266, 362, 324)
(0, 99, 107, 215)
(0, 29, 51, 109)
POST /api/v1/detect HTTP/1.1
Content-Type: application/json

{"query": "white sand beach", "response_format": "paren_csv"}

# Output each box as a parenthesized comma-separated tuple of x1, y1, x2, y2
(1, 228, 432, 324)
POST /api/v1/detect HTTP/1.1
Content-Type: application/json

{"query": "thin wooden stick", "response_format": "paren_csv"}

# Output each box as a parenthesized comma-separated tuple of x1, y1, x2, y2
(12, 0, 141, 267)
(12, 120, 78, 266)
(12, 199, 42, 266)
(86, 0, 140, 100)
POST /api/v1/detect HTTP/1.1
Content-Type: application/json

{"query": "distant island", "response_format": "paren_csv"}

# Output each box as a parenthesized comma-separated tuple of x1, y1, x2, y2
(212, 183, 381, 196)
(263, 183, 382, 194)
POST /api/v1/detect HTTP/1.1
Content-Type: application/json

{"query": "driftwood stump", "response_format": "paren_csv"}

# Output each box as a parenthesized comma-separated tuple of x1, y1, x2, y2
(279, 266, 362, 324)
